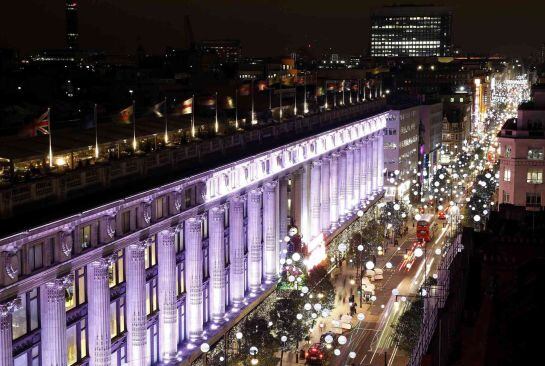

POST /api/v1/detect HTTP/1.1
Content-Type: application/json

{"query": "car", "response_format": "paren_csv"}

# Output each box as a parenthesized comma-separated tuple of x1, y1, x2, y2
(306, 343, 326, 364)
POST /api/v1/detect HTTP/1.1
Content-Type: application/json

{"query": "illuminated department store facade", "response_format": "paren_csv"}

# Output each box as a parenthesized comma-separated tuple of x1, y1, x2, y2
(0, 112, 385, 366)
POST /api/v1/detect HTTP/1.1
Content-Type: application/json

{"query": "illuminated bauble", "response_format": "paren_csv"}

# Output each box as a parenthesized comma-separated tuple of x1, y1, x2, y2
(288, 275, 295, 282)
(365, 261, 375, 270)
(338, 243, 347, 252)
(392, 288, 399, 296)
(370, 295, 377, 302)
(338, 335, 347, 345)
(249, 346, 258, 355)
(385, 262, 393, 269)
(304, 303, 312, 311)
(200, 343, 210, 353)
(311, 313, 317, 319)
(301, 286, 309, 294)
(292, 253, 301, 261)
(296, 313, 303, 320)
(280, 258, 286, 265)
(357, 210, 364, 217)
(357, 313, 365, 321)
(421, 288, 428, 297)
(394, 170, 400, 175)
(473, 215, 481, 222)
(414, 247, 424, 258)
(357, 244, 364, 251)
(334, 349, 341, 356)
(281, 335, 288, 342)
(349, 352, 357, 359)
(415, 214, 421, 221)
(435, 248, 442, 255)
(321, 309, 330, 318)
(393, 203, 400, 210)
(314, 303, 322, 311)
(236, 332, 243, 339)
(324, 334, 334, 344)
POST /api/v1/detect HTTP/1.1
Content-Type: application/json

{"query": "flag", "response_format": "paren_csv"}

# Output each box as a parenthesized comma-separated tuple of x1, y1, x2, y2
(315, 86, 325, 97)
(152, 100, 166, 117)
(198, 96, 215, 108)
(238, 84, 250, 96)
(35, 110, 50, 135)
(180, 97, 193, 115)
(223, 96, 235, 109)
(119, 105, 133, 123)
(257, 80, 268, 91)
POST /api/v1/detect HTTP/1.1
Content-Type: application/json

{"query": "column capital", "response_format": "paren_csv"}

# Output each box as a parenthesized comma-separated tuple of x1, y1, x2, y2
(209, 206, 225, 221)
(263, 180, 278, 191)
(0, 297, 21, 317)
(46, 273, 74, 290)
(312, 159, 322, 167)
(91, 252, 118, 270)
(185, 216, 202, 232)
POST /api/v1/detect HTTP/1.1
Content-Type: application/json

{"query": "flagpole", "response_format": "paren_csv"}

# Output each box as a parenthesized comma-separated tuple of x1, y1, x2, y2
(48, 108, 53, 167)
(235, 89, 239, 129)
(215, 91, 219, 134)
(94, 104, 99, 159)
(164, 97, 169, 144)
(294, 82, 297, 116)
(251, 80, 256, 125)
(279, 86, 283, 122)
(191, 94, 196, 138)
(132, 100, 137, 151)
(303, 77, 308, 114)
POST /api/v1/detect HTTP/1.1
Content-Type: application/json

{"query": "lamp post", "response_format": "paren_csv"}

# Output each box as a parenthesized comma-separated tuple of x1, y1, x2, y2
(279, 335, 288, 366)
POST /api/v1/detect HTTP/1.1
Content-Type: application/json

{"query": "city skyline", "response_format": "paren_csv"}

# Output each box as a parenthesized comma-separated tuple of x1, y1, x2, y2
(0, 0, 542, 57)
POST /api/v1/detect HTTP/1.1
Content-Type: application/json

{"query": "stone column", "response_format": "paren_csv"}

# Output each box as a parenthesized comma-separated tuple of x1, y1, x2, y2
(126, 242, 148, 366)
(346, 147, 354, 212)
(366, 138, 373, 197)
(247, 189, 263, 292)
(320, 158, 330, 232)
(88, 258, 115, 366)
(185, 217, 203, 341)
(372, 136, 379, 192)
(208, 207, 226, 322)
(353, 144, 361, 207)
(310, 161, 322, 239)
(377, 132, 384, 190)
(157, 229, 178, 360)
(41, 276, 72, 366)
(0, 298, 21, 366)
(338, 151, 347, 219)
(229, 197, 245, 306)
(263, 182, 278, 282)
(278, 178, 289, 262)
(359, 141, 367, 202)
(291, 172, 302, 230)
(300, 165, 310, 242)
(329, 153, 339, 226)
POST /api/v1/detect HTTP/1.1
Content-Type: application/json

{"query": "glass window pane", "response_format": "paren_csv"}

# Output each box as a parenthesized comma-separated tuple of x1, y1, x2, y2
(67, 325, 77, 365)
(12, 293, 27, 339)
(14, 353, 27, 366)
(110, 302, 118, 338)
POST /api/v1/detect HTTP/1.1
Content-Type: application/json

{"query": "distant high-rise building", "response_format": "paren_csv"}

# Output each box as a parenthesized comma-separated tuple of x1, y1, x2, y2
(65, 1, 79, 50)
(197, 39, 241, 64)
(370, 5, 452, 57)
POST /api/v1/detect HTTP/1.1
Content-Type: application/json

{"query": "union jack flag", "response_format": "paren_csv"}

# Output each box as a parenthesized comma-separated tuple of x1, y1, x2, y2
(34, 110, 50, 135)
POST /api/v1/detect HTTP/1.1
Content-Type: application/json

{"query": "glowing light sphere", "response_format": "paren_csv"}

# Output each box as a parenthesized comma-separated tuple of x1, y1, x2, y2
(365, 261, 375, 270)
(349, 352, 357, 359)
(415, 214, 422, 221)
(296, 313, 303, 320)
(324, 334, 334, 344)
(280, 258, 286, 265)
(249, 346, 258, 355)
(357, 244, 364, 251)
(386, 262, 393, 269)
(311, 313, 317, 319)
(321, 309, 330, 318)
(200, 343, 210, 353)
(392, 288, 399, 296)
(236, 332, 243, 340)
(314, 303, 322, 311)
(304, 303, 312, 311)
(338, 335, 347, 345)
(334, 349, 341, 356)
(288, 275, 295, 282)
(435, 248, 442, 255)
(414, 247, 424, 258)
(357, 210, 364, 217)
(473, 215, 481, 222)
(301, 286, 309, 294)
(393, 203, 400, 211)
(292, 253, 301, 262)
(281, 335, 288, 342)
(338, 243, 347, 253)
(370, 295, 377, 302)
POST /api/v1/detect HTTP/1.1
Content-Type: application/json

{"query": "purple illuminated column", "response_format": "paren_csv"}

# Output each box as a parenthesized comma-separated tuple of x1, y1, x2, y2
(353, 143, 361, 207)
(329, 153, 339, 225)
(346, 147, 354, 212)
(126, 242, 147, 366)
(185, 217, 203, 341)
(157, 229, 178, 360)
(310, 160, 322, 238)
(247, 189, 263, 292)
(0, 298, 20, 366)
(359, 140, 367, 202)
(229, 197, 245, 306)
(366, 138, 373, 197)
(208, 207, 226, 321)
(377, 132, 384, 190)
(40, 276, 72, 366)
(372, 135, 378, 192)
(263, 181, 278, 282)
(87, 258, 113, 366)
(278, 178, 289, 262)
(320, 158, 330, 232)
(338, 151, 347, 219)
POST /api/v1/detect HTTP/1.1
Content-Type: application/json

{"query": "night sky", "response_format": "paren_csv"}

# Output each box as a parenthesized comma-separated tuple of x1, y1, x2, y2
(0, 0, 541, 57)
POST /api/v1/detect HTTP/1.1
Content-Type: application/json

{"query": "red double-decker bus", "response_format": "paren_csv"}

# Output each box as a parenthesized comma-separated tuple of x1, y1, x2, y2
(416, 214, 436, 242)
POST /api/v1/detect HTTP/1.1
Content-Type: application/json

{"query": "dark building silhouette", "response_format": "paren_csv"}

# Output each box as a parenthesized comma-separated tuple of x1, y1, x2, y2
(65, 1, 79, 50)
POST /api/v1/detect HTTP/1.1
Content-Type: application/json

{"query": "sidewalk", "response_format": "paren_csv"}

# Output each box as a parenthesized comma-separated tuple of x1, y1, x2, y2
(278, 223, 417, 365)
